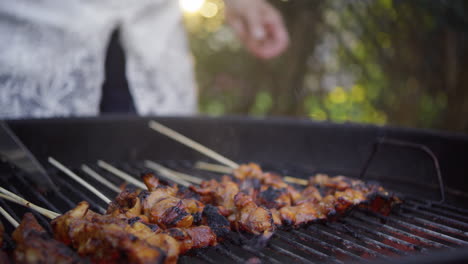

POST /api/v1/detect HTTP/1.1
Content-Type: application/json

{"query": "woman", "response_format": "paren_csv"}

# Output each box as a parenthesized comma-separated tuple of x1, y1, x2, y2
(0, 0, 288, 118)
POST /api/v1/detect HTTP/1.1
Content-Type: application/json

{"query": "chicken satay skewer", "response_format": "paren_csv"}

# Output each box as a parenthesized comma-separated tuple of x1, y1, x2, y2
(0, 205, 19, 227)
(59, 165, 221, 255)
(0, 192, 178, 263)
(0, 203, 84, 263)
(149, 121, 239, 169)
(149, 121, 310, 186)
(140, 167, 276, 236)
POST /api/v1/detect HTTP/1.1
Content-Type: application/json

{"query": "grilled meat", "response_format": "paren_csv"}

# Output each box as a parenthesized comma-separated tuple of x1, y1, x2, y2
(233, 192, 275, 235)
(233, 164, 302, 210)
(201, 205, 230, 237)
(1, 163, 398, 264)
(165, 226, 217, 253)
(308, 174, 400, 215)
(194, 163, 398, 228)
(0, 221, 10, 264)
(52, 201, 172, 264)
(256, 186, 292, 209)
(234, 163, 289, 189)
(107, 187, 146, 220)
(140, 173, 204, 228)
(191, 176, 239, 216)
(13, 213, 82, 264)
(193, 175, 277, 235)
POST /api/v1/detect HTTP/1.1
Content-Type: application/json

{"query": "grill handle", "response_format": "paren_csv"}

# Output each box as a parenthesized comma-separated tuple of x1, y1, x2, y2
(359, 137, 445, 203)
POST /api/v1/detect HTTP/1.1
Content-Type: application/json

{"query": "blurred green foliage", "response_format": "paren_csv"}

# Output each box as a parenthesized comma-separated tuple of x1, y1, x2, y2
(184, 0, 468, 133)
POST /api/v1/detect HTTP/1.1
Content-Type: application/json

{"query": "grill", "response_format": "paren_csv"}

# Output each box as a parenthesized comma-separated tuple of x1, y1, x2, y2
(2, 116, 468, 263)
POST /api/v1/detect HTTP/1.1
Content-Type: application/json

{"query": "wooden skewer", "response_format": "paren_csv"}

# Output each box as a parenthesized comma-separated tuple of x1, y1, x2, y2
(0, 189, 60, 219)
(97, 159, 191, 190)
(196, 161, 309, 186)
(284, 176, 308, 186)
(49, 157, 112, 204)
(148, 121, 239, 169)
(145, 160, 202, 185)
(97, 160, 147, 190)
(0, 205, 19, 227)
(81, 165, 121, 193)
(195, 161, 234, 174)
(144, 165, 190, 187)
(148, 121, 309, 186)
(143, 161, 192, 187)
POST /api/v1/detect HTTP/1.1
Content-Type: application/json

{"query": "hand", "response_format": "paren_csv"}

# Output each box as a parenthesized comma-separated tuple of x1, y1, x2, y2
(224, 0, 289, 59)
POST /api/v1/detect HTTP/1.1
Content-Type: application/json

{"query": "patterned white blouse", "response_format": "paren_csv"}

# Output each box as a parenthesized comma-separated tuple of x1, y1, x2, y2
(0, 0, 197, 118)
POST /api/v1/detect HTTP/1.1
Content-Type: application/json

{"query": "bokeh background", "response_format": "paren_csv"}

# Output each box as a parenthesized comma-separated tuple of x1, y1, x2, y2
(180, 0, 468, 134)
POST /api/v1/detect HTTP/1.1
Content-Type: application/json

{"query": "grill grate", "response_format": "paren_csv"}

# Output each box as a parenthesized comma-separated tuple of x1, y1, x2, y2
(1, 160, 468, 263)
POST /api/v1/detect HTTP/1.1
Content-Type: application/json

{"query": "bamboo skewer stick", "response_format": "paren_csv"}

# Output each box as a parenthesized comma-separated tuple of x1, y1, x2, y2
(0, 192, 59, 219)
(0, 205, 19, 227)
(97, 160, 147, 190)
(0, 189, 60, 219)
(143, 163, 190, 187)
(148, 121, 239, 169)
(149, 121, 310, 186)
(195, 161, 234, 174)
(81, 165, 121, 193)
(145, 160, 202, 185)
(49, 157, 111, 204)
(97, 159, 192, 189)
(283, 176, 308, 186)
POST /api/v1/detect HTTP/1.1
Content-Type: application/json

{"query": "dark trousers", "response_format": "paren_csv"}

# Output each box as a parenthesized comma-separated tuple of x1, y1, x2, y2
(100, 29, 136, 114)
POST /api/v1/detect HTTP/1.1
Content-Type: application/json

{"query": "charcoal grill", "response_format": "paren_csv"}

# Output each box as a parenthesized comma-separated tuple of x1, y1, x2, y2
(2, 116, 468, 263)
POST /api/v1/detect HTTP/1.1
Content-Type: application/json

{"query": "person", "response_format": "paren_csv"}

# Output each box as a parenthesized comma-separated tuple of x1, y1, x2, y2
(0, 0, 288, 118)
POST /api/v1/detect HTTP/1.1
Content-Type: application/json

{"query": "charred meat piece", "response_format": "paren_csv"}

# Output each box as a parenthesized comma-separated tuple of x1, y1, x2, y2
(278, 202, 324, 227)
(191, 176, 239, 216)
(234, 163, 302, 209)
(256, 186, 292, 209)
(233, 192, 275, 235)
(142, 172, 165, 191)
(127, 215, 218, 256)
(13, 213, 82, 264)
(125, 220, 180, 264)
(141, 173, 204, 228)
(141, 189, 193, 228)
(295, 185, 322, 204)
(0, 221, 10, 264)
(107, 187, 146, 220)
(308, 174, 400, 215)
(165, 226, 217, 253)
(202, 205, 230, 237)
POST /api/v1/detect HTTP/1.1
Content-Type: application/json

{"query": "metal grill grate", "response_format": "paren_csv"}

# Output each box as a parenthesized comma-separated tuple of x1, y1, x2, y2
(1, 160, 468, 263)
